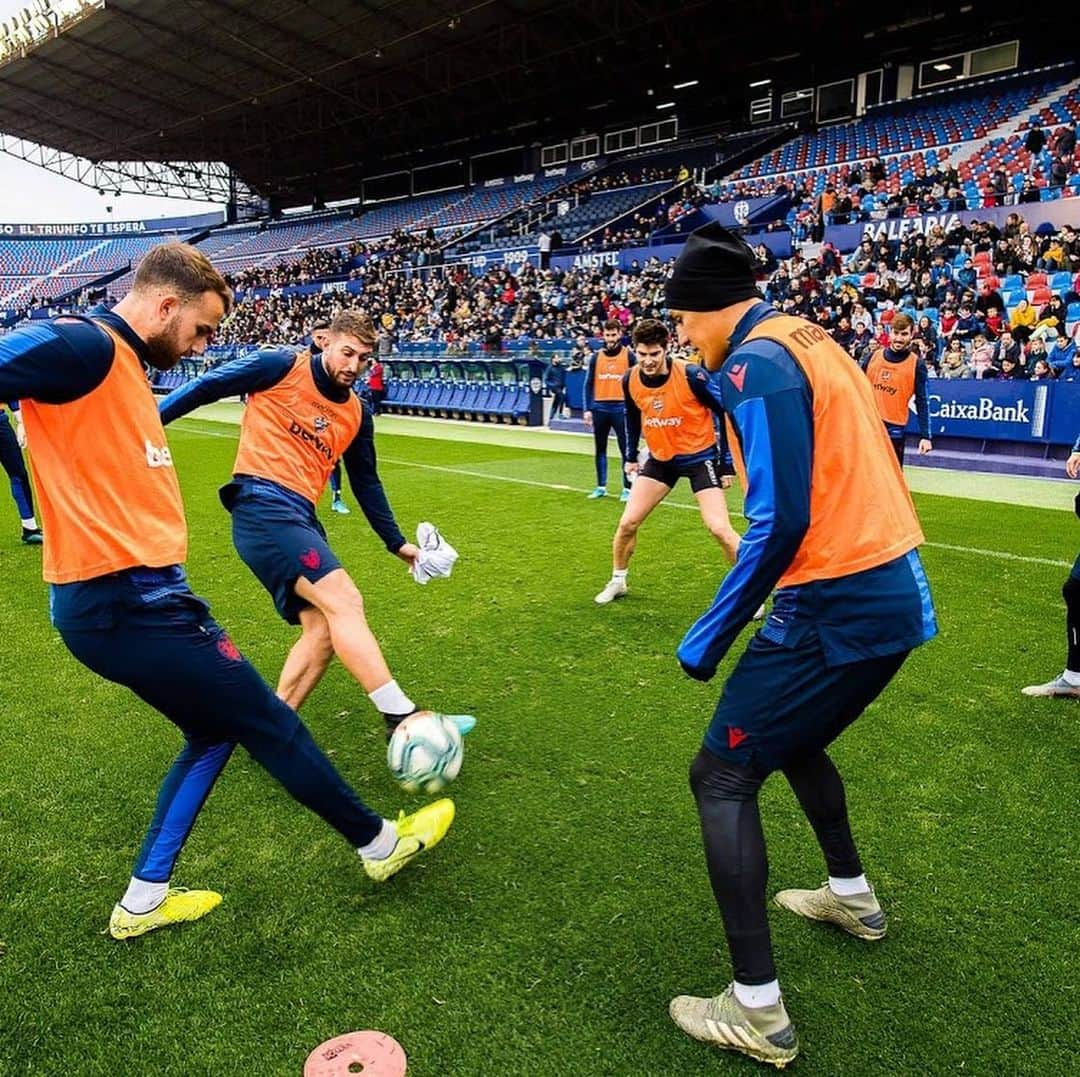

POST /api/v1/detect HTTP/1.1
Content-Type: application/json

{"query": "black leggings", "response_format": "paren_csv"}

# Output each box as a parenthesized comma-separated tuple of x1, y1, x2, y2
(689, 748, 864, 985)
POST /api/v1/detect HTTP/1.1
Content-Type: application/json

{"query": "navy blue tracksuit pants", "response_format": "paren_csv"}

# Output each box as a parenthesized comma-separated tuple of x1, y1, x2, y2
(591, 405, 630, 489)
(56, 571, 382, 882)
(0, 410, 35, 521)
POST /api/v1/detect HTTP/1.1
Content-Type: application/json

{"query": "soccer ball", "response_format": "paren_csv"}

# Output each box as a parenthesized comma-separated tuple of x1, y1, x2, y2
(387, 711, 464, 793)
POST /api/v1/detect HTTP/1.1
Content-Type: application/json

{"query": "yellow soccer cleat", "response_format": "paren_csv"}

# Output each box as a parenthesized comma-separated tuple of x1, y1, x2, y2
(363, 799, 455, 883)
(108, 887, 222, 940)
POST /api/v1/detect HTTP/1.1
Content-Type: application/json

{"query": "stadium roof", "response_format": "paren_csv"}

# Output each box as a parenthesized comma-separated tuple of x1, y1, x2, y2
(0, 0, 1058, 204)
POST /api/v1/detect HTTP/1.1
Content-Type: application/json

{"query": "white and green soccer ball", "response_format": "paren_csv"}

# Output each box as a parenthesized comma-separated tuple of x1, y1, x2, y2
(387, 711, 464, 793)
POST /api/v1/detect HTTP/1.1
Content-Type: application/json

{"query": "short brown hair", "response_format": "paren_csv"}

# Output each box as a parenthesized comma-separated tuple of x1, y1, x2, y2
(890, 312, 914, 332)
(330, 309, 377, 345)
(602, 318, 623, 332)
(631, 318, 669, 347)
(132, 242, 233, 314)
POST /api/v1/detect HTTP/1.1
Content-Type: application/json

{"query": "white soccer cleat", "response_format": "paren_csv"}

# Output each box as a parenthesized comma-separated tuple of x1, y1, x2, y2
(595, 578, 628, 605)
(1021, 673, 1080, 698)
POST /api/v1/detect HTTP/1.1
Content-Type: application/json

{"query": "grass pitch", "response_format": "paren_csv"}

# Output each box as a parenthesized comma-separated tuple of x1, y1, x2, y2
(1, 416, 1077, 1076)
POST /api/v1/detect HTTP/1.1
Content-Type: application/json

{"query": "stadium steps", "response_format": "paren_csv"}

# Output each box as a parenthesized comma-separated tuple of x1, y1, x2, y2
(1, 238, 113, 306)
(978, 75, 1080, 144)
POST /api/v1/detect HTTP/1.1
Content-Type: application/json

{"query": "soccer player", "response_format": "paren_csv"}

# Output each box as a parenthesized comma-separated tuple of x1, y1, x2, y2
(583, 319, 635, 501)
(663, 223, 937, 1067)
(0, 401, 43, 543)
(1022, 436, 1080, 697)
(159, 309, 474, 736)
(0, 243, 454, 940)
(861, 312, 932, 467)
(593, 318, 740, 605)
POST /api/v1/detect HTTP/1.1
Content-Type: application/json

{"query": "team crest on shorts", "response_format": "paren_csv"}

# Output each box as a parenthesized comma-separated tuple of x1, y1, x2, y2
(216, 635, 242, 662)
(299, 548, 322, 570)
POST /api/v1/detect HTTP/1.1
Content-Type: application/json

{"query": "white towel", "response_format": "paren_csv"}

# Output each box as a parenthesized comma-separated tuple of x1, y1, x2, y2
(410, 521, 459, 585)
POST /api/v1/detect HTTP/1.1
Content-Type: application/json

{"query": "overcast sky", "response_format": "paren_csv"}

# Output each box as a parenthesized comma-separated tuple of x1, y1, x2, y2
(0, 1, 226, 224)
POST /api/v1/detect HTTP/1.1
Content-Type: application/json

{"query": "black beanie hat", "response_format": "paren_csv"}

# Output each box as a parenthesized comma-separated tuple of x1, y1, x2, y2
(665, 221, 762, 312)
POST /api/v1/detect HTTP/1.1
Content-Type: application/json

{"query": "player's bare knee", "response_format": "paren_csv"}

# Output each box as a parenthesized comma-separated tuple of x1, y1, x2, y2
(617, 515, 643, 538)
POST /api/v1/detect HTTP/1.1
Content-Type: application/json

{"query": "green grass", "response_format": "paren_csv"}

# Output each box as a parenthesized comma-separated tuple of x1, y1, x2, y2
(1, 418, 1078, 1076)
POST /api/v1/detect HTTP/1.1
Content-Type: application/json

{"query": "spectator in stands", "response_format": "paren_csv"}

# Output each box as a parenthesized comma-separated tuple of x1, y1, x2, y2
(832, 315, 855, 353)
(941, 339, 969, 379)
(1030, 357, 1055, 381)
(1019, 178, 1041, 205)
(915, 314, 938, 355)
(1057, 122, 1077, 160)
(1009, 297, 1036, 342)
(969, 334, 999, 379)
(544, 354, 568, 424)
(999, 353, 1027, 381)
(366, 355, 386, 414)
(1056, 351, 1080, 383)
(1025, 124, 1047, 170)
(1051, 156, 1070, 190)
(1049, 331, 1077, 373)
(1027, 336, 1050, 372)
(993, 329, 1022, 369)
(953, 303, 981, 342)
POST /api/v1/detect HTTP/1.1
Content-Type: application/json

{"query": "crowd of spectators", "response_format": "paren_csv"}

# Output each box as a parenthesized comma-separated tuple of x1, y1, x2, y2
(215, 253, 673, 350)
(759, 211, 1080, 380)
(222, 227, 465, 292)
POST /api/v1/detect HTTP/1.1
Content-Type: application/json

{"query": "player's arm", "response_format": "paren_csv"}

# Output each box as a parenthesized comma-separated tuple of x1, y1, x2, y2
(623, 371, 641, 470)
(914, 359, 932, 452)
(340, 405, 410, 558)
(583, 351, 598, 420)
(676, 343, 813, 681)
(1067, 432, 1080, 478)
(0, 317, 115, 404)
(686, 363, 735, 477)
(158, 347, 298, 424)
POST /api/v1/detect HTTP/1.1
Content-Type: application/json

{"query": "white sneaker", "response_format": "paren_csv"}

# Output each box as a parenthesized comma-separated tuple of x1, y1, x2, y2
(1021, 673, 1080, 697)
(595, 578, 628, 605)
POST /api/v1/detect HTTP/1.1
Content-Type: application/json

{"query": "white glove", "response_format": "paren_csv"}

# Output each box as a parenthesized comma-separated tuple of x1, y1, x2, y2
(409, 522, 459, 585)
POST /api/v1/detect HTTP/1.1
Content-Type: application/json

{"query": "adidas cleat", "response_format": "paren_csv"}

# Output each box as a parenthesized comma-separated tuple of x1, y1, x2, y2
(619, 488, 631, 502)
(594, 578, 628, 605)
(1021, 674, 1080, 698)
(586, 486, 607, 500)
(21, 527, 43, 546)
(109, 887, 221, 940)
(670, 984, 798, 1069)
(363, 799, 455, 883)
(774, 882, 887, 940)
(331, 497, 350, 515)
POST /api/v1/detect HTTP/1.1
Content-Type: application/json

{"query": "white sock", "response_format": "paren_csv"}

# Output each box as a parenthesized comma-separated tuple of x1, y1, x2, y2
(1062, 669, 1080, 686)
(734, 979, 781, 1009)
(612, 569, 628, 581)
(358, 819, 398, 860)
(828, 873, 870, 897)
(20, 515, 37, 529)
(368, 680, 415, 717)
(120, 876, 169, 914)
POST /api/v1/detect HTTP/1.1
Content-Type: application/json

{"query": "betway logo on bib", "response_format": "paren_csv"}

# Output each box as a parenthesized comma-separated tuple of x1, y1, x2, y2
(288, 420, 335, 461)
(644, 416, 683, 428)
(145, 439, 174, 468)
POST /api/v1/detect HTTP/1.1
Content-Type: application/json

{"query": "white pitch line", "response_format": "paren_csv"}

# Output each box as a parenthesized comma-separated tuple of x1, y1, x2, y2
(379, 458, 1073, 568)
(170, 426, 1072, 569)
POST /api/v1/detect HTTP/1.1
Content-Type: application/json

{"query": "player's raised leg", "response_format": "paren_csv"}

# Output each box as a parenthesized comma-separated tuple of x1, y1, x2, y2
(595, 473, 669, 604)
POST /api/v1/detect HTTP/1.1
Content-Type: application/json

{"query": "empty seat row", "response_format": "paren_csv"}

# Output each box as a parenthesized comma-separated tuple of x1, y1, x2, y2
(382, 378, 530, 422)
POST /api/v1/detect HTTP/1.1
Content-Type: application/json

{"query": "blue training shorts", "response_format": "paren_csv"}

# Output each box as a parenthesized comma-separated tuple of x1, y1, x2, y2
(230, 495, 342, 624)
(705, 630, 910, 775)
